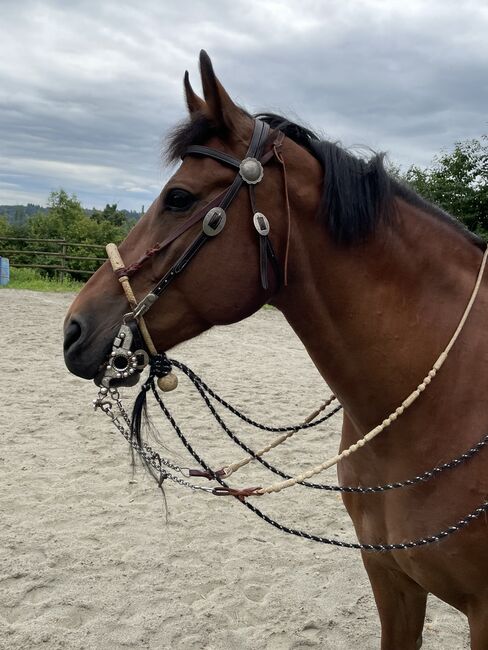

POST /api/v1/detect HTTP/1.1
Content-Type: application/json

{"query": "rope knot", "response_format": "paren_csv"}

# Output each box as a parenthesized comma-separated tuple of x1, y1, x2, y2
(150, 353, 172, 379)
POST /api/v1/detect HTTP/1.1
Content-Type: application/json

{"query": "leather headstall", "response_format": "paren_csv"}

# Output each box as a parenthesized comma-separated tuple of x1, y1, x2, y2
(116, 119, 284, 322)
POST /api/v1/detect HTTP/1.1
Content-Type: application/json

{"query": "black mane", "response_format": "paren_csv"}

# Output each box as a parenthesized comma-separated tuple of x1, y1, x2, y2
(166, 111, 483, 247)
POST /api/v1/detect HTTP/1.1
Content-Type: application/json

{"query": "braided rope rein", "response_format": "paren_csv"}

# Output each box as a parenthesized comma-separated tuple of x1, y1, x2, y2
(149, 383, 488, 551)
(253, 247, 488, 495)
(170, 362, 488, 493)
(95, 366, 488, 550)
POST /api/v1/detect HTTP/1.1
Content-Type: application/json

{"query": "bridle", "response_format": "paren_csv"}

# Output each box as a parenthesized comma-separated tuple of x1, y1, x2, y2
(99, 118, 288, 389)
(115, 119, 284, 323)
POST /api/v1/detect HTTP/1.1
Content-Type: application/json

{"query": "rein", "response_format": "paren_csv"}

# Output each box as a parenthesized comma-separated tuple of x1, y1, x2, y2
(94, 362, 488, 551)
(94, 118, 488, 550)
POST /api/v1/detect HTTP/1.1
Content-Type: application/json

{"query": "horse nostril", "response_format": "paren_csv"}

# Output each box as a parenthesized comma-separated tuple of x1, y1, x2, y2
(64, 318, 83, 354)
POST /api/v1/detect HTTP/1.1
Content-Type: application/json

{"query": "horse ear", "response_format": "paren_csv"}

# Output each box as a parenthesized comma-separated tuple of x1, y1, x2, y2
(199, 50, 242, 130)
(184, 71, 206, 115)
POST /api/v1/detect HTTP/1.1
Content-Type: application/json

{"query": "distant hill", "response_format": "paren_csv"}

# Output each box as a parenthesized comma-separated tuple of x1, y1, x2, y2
(0, 204, 142, 226)
(0, 204, 48, 225)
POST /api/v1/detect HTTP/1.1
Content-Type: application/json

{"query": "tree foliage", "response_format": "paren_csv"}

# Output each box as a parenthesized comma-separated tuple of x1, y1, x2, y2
(0, 190, 132, 278)
(405, 135, 488, 239)
(0, 215, 9, 237)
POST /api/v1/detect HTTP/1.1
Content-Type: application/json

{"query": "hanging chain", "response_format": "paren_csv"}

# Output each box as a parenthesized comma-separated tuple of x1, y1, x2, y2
(93, 387, 215, 494)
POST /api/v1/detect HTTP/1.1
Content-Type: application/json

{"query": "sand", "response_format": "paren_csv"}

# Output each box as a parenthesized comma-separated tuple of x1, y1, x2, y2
(0, 289, 471, 649)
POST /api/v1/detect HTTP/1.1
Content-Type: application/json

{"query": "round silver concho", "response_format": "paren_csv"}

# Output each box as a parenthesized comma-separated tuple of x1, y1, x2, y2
(239, 157, 264, 184)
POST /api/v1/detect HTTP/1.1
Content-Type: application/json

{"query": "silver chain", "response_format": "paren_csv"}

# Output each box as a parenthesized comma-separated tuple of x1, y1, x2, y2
(93, 388, 215, 494)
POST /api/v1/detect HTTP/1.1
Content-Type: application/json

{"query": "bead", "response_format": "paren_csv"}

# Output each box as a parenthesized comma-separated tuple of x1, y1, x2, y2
(157, 373, 179, 392)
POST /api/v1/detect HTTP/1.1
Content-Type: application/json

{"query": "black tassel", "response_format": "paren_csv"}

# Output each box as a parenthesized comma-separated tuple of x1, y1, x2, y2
(131, 380, 152, 448)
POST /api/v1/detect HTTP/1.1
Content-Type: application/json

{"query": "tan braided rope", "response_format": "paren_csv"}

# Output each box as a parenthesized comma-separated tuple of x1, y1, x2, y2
(221, 395, 337, 478)
(254, 246, 488, 495)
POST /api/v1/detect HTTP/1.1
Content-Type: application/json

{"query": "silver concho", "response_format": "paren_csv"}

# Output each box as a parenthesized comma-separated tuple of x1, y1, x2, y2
(253, 212, 270, 236)
(100, 323, 149, 388)
(202, 207, 226, 236)
(239, 157, 264, 184)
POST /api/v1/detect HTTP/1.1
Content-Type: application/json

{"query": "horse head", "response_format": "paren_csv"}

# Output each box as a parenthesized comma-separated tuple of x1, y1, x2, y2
(63, 51, 320, 381)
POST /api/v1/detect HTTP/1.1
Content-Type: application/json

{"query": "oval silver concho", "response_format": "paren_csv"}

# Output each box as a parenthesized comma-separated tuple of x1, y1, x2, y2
(239, 157, 264, 184)
(253, 212, 270, 236)
(202, 207, 227, 236)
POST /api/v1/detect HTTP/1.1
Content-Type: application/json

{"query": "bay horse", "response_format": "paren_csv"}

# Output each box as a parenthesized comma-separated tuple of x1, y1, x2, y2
(64, 51, 488, 649)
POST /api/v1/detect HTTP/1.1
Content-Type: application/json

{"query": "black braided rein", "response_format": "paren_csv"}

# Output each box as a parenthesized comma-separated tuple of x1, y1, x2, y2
(149, 383, 488, 552)
(171, 359, 488, 495)
(170, 359, 342, 432)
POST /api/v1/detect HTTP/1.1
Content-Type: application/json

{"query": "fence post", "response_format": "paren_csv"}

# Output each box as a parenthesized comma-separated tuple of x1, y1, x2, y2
(60, 240, 66, 282)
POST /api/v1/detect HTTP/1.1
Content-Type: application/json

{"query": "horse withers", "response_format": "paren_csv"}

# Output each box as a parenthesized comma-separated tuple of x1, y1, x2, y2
(64, 51, 488, 649)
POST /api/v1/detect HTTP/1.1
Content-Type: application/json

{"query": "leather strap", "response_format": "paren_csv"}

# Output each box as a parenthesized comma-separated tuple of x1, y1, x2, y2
(183, 146, 240, 170)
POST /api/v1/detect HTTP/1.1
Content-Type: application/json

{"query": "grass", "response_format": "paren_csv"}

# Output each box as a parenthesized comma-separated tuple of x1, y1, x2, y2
(0, 267, 84, 292)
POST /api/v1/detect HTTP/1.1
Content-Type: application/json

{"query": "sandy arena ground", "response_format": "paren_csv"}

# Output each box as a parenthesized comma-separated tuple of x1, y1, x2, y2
(0, 289, 471, 649)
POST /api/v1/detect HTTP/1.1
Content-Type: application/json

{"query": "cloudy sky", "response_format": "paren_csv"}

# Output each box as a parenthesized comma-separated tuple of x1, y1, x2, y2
(1, 0, 487, 210)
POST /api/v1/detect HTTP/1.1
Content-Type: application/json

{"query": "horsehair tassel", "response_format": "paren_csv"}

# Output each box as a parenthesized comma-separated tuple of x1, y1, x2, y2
(256, 246, 488, 496)
(105, 243, 178, 392)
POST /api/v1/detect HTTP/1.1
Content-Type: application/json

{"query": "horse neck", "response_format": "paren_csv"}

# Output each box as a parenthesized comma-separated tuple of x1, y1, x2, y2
(274, 196, 485, 434)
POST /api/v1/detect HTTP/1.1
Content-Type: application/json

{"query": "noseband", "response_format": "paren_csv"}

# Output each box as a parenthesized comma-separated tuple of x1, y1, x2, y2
(101, 119, 287, 388)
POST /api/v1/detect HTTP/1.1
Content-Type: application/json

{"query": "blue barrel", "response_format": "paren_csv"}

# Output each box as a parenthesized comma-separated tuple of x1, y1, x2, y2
(0, 256, 10, 285)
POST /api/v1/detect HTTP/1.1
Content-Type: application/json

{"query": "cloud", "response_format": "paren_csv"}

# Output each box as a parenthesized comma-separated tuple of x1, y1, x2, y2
(0, 0, 487, 208)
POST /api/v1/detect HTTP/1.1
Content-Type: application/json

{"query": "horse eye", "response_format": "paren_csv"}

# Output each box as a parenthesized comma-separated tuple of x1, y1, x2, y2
(164, 188, 196, 212)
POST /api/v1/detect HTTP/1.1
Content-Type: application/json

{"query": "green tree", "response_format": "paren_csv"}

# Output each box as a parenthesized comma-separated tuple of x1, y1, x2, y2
(0, 215, 10, 237)
(24, 190, 128, 277)
(405, 136, 488, 239)
(91, 203, 128, 227)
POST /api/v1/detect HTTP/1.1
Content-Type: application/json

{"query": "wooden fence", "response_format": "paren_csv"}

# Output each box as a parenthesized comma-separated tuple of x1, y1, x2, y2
(0, 237, 107, 279)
